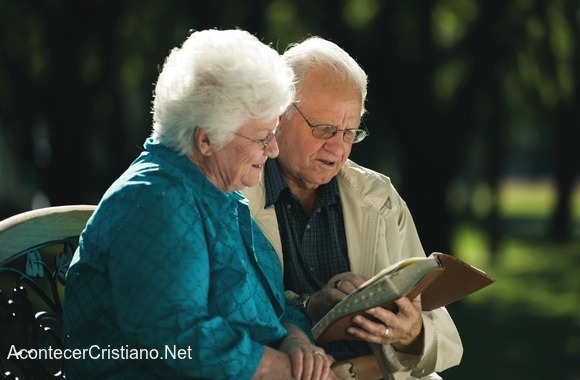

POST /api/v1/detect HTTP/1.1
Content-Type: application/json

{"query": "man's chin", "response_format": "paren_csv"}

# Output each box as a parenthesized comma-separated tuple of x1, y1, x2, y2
(309, 174, 335, 187)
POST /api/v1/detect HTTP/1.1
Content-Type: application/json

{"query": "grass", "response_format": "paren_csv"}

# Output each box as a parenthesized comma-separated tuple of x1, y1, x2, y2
(442, 179, 580, 380)
(454, 226, 580, 322)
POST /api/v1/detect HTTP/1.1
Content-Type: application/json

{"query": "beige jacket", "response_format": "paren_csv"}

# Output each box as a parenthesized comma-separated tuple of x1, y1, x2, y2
(242, 159, 463, 379)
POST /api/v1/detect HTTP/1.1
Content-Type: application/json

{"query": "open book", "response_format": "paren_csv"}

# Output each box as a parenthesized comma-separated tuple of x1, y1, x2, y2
(312, 252, 495, 344)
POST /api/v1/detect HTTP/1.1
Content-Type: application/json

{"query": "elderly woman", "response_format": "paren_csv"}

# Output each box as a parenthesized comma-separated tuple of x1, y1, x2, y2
(63, 29, 336, 380)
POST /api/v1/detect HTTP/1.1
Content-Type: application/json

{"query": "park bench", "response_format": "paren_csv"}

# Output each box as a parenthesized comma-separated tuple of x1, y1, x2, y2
(0, 205, 96, 379)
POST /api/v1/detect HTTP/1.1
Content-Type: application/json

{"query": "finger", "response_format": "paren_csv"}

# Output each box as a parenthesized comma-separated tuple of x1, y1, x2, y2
(318, 357, 332, 380)
(393, 297, 421, 318)
(328, 273, 367, 291)
(314, 351, 334, 380)
(382, 326, 390, 338)
(353, 312, 387, 329)
(347, 275, 368, 288)
(311, 353, 324, 380)
(351, 314, 396, 339)
(333, 278, 352, 294)
(346, 325, 391, 343)
(290, 350, 305, 380)
(303, 350, 326, 380)
(364, 306, 395, 325)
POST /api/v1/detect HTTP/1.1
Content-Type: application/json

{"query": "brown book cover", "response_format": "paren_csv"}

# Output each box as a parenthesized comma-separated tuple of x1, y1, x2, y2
(312, 252, 495, 344)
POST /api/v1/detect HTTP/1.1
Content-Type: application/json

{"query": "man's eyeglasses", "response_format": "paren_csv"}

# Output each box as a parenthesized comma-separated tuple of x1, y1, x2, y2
(292, 103, 369, 144)
(234, 131, 276, 149)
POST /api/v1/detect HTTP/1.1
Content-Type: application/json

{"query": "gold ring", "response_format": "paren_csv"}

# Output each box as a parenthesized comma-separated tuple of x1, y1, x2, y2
(313, 350, 325, 358)
(334, 279, 343, 289)
(382, 327, 389, 337)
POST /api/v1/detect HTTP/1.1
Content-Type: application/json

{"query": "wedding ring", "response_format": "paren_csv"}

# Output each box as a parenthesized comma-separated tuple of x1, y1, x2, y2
(334, 279, 343, 289)
(313, 350, 325, 358)
(382, 327, 390, 337)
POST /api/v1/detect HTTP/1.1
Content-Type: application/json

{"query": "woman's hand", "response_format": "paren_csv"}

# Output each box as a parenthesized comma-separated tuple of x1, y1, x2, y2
(279, 326, 337, 380)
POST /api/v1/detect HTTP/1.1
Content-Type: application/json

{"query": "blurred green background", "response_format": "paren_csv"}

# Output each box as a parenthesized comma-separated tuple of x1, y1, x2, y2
(447, 181, 580, 379)
(1, 1, 578, 379)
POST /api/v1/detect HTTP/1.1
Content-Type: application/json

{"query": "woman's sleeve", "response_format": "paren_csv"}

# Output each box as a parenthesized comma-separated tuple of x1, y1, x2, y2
(107, 186, 263, 379)
(281, 302, 315, 341)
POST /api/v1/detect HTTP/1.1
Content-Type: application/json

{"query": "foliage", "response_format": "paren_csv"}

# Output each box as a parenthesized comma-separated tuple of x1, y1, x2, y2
(449, 180, 580, 379)
(0, 1, 579, 378)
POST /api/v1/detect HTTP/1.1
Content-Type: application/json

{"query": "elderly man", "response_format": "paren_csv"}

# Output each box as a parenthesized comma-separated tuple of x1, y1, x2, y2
(242, 36, 463, 380)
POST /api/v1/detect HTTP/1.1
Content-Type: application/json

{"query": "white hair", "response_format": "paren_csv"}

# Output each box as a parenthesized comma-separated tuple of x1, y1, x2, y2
(283, 36, 368, 116)
(151, 29, 295, 155)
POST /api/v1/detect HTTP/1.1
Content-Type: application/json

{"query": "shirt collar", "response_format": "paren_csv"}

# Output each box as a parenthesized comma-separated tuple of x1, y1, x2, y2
(264, 159, 288, 208)
(263, 159, 340, 208)
(143, 137, 246, 209)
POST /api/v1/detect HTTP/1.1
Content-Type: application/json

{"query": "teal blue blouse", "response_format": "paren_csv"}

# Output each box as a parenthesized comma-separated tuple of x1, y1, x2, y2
(63, 138, 310, 379)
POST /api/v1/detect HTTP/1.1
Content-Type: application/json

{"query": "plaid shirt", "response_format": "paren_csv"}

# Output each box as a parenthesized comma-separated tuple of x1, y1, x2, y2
(263, 158, 372, 360)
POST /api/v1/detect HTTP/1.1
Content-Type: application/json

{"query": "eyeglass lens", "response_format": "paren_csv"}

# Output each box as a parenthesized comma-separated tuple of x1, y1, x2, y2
(293, 103, 367, 144)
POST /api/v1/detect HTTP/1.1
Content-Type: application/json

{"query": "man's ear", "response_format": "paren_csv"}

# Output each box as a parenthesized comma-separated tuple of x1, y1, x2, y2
(194, 128, 212, 156)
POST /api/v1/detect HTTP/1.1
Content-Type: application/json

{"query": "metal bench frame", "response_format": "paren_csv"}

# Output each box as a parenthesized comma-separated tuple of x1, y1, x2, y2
(0, 205, 95, 380)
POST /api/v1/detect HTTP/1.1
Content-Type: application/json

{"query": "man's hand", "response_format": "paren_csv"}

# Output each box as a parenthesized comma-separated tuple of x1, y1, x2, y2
(347, 295, 425, 355)
(305, 272, 368, 323)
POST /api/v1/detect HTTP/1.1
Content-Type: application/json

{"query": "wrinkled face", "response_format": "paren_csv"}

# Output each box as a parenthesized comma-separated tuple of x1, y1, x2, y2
(206, 118, 279, 192)
(275, 67, 363, 191)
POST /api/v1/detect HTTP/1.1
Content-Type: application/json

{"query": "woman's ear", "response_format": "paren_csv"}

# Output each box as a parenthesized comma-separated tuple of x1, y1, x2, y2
(194, 128, 212, 156)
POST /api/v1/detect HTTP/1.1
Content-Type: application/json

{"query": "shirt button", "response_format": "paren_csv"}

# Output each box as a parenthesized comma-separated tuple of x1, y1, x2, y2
(317, 208, 321, 213)
(287, 204, 291, 209)
(306, 224, 310, 229)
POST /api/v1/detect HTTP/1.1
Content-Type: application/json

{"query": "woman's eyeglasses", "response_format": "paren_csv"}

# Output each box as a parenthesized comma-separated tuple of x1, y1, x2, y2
(234, 131, 276, 149)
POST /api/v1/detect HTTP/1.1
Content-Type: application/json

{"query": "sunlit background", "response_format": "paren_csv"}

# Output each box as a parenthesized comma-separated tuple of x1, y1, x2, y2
(1, 1, 579, 379)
